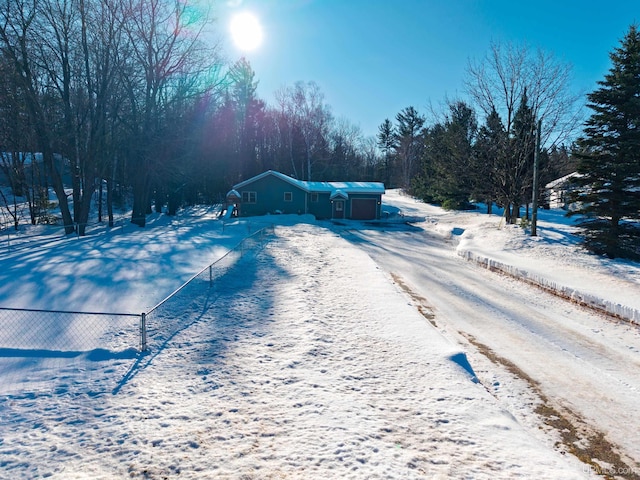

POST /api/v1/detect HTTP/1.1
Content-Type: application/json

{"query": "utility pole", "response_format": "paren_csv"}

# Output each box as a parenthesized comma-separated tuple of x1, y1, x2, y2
(531, 118, 542, 236)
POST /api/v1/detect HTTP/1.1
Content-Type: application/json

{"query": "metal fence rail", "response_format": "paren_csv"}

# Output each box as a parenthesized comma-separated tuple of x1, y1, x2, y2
(0, 224, 274, 394)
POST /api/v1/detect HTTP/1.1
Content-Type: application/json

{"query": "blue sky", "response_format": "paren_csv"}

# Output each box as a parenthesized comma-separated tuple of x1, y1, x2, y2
(218, 1, 639, 138)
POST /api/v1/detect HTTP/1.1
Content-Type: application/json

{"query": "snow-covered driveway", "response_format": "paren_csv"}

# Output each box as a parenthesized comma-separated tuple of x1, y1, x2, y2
(341, 224, 640, 473)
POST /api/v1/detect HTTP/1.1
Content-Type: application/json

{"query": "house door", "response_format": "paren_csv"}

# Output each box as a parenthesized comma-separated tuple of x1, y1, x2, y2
(333, 200, 345, 219)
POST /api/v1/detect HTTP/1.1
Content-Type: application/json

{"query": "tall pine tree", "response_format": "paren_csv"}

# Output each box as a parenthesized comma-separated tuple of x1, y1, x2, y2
(570, 25, 640, 259)
(511, 89, 537, 220)
(377, 119, 397, 187)
(394, 106, 425, 189)
(472, 108, 508, 214)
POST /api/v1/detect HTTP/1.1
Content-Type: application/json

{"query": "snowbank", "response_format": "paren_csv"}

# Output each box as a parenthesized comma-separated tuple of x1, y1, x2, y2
(458, 249, 640, 323)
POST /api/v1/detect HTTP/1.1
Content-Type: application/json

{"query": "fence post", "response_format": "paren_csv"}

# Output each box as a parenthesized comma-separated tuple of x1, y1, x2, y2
(140, 312, 148, 352)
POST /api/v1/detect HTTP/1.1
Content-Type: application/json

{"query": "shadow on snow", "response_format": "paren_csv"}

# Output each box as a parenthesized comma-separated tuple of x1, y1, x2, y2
(112, 239, 286, 395)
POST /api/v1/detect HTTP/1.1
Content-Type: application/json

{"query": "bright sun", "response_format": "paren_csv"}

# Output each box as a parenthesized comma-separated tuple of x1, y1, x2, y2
(230, 12, 263, 52)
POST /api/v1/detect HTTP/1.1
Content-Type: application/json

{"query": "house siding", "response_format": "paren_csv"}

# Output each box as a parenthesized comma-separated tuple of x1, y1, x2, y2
(308, 192, 332, 219)
(236, 175, 307, 216)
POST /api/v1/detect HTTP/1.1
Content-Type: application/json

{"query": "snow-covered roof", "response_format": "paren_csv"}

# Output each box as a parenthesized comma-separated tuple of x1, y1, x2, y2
(233, 170, 385, 195)
(545, 172, 581, 190)
(226, 189, 241, 199)
(330, 189, 348, 200)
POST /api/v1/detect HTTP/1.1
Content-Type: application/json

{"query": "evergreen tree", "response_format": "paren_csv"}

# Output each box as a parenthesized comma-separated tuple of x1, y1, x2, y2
(432, 101, 477, 209)
(414, 123, 446, 204)
(570, 25, 640, 259)
(510, 89, 536, 220)
(394, 106, 425, 189)
(472, 108, 507, 214)
(413, 101, 477, 209)
(228, 58, 264, 180)
(377, 118, 397, 187)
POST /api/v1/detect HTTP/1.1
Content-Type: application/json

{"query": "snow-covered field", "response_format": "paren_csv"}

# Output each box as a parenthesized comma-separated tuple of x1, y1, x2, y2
(0, 191, 638, 478)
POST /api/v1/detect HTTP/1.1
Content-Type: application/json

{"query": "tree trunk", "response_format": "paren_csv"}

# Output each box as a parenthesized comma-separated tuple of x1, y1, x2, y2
(76, 187, 94, 236)
(154, 184, 164, 213)
(131, 169, 150, 227)
(44, 150, 75, 234)
(168, 189, 180, 215)
(98, 180, 103, 223)
(107, 177, 114, 228)
(504, 202, 514, 224)
(131, 197, 147, 227)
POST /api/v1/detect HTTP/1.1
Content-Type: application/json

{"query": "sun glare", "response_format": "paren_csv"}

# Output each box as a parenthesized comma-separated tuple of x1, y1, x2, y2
(230, 12, 263, 52)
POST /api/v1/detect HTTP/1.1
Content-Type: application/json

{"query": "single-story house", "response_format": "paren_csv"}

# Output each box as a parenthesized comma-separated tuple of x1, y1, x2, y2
(227, 170, 385, 220)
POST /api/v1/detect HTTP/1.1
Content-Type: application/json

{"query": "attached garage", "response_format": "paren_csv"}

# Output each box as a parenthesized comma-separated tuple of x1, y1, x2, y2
(350, 198, 378, 220)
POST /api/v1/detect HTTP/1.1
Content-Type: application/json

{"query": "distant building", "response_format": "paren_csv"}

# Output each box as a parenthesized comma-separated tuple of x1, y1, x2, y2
(545, 172, 581, 210)
(228, 170, 385, 220)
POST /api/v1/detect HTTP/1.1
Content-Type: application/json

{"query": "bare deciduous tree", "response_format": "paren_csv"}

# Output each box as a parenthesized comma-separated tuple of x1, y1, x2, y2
(465, 41, 582, 146)
(122, 0, 216, 226)
(465, 41, 583, 222)
(0, 0, 75, 233)
(275, 81, 332, 181)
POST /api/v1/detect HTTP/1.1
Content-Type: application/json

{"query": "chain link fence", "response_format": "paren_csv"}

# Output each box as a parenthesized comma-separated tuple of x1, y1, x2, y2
(141, 225, 274, 351)
(0, 225, 274, 395)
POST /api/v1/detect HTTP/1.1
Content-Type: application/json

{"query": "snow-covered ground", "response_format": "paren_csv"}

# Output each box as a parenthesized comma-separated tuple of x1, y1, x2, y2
(0, 191, 638, 478)
(0, 208, 238, 313)
(341, 191, 640, 478)
(381, 190, 640, 321)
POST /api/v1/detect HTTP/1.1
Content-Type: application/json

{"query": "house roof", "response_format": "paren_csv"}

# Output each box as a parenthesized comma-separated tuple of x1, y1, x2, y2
(233, 170, 385, 195)
(226, 189, 241, 200)
(330, 189, 348, 200)
(545, 172, 581, 190)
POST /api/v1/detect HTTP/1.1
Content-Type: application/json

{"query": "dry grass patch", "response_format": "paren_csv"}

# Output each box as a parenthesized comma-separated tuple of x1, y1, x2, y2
(390, 272, 437, 327)
(465, 334, 639, 480)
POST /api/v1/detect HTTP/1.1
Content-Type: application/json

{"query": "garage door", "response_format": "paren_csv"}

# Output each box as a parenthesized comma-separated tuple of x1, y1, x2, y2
(351, 198, 377, 220)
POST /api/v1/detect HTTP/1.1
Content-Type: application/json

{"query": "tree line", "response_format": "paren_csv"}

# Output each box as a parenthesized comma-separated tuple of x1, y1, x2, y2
(0, 0, 381, 234)
(377, 28, 639, 260)
(378, 42, 580, 223)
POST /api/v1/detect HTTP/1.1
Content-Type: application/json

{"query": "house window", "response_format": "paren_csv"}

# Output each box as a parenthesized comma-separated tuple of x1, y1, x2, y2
(310, 193, 319, 202)
(284, 192, 293, 202)
(242, 191, 257, 203)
